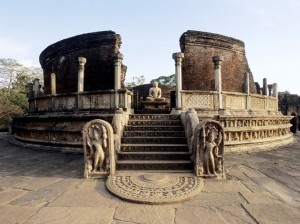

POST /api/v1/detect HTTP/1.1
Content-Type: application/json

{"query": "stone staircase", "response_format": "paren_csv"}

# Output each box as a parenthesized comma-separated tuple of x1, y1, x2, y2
(116, 114, 193, 172)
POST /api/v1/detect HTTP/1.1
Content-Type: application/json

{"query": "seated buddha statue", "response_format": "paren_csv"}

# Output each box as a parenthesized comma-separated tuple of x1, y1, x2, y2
(146, 81, 165, 101)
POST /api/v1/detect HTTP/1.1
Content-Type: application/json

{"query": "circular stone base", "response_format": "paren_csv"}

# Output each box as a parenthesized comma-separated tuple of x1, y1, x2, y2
(106, 174, 204, 204)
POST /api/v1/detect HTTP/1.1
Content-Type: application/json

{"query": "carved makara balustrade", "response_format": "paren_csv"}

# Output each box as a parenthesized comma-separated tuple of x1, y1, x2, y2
(82, 119, 115, 178)
(191, 120, 225, 178)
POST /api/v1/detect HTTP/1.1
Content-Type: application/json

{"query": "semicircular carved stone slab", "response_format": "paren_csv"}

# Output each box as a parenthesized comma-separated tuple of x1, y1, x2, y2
(82, 119, 115, 178)
(192, 120, 225, 178)
(106, 174, 204, 204)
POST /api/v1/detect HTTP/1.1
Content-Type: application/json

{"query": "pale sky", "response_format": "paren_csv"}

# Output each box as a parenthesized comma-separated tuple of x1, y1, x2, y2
(0, 0, 299, 94)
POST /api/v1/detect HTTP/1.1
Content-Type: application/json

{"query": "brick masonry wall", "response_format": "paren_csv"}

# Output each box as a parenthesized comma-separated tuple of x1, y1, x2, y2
(180, 30, 256, 93)
(40, 31, 125, 94)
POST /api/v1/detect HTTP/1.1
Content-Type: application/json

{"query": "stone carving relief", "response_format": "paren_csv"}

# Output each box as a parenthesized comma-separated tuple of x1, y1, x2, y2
(192, 120, 225, 178)
(82, 119, 115, 178)
(183, 94, 214, 110)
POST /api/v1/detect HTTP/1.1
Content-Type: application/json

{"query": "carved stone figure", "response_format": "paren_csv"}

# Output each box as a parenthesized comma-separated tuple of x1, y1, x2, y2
(193, 120, 225, 178)
(87, 125, 107, 172)
(82, 119, 115, 178)
(146, 81, 165, 101)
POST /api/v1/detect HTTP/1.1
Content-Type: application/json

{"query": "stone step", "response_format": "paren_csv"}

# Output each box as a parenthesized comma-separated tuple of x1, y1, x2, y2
(118, 151, 190, 160)
(125, 125, 184, 132)
(129, 114, 180, 120)
(128, 120, 182, 126)
(121, 137, 187, 144)
(121, 144, 189, 152)
(116, 160, 193, 171)
(123, 131, 185, 137)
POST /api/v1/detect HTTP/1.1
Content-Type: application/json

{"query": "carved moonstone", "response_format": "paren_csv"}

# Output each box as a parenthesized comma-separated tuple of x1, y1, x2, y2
(82, 119, 115, 178)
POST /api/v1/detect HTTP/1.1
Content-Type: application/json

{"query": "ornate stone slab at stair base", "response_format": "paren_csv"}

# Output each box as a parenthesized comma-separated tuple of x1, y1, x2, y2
(82, 119, 115, 178)
(106, 174, 204, 204)
(192, 120, 225, 178)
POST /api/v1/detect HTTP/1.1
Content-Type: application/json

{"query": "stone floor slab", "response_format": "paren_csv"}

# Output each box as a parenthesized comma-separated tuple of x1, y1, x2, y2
(0, 189, 26, 205)
(243, 203, 300, 224)
(0, 205, 39, 224)
(114, 203, 175, 224)
(202, 179, 251, 193)
(25, 207, 115, 224)
(10, 178, 80, 207)
(217, 205, 257, 224)
(183, 192, 247, 207)
(175, 207, 224, 224)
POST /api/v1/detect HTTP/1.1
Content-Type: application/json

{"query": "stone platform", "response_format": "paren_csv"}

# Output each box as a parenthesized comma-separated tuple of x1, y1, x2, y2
(1, 132, 300, 223)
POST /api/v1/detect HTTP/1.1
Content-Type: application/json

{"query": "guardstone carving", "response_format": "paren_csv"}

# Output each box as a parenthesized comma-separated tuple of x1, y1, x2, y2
(192, 120, 225, 178)
(82, 119, 115, 178)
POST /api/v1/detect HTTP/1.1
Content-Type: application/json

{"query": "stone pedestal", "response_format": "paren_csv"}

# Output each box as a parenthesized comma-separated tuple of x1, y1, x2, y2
(142, 101, 169, 109)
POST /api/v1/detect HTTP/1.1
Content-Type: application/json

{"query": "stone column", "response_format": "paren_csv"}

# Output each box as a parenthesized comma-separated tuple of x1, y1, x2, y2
(78, 57, 87, 92)
(262, 78, 267, 95)
(172, 52, 184, 109)
(33, 78, 40, 98)
(212, 56, 224, 109)
(50, 73, 56, 95)
(114, 53, 123, 109)
(26, 82, 34, 99)
(272, 83, 278, 98)
(267, 84, 273, 96)
(243, 72, 250, 94)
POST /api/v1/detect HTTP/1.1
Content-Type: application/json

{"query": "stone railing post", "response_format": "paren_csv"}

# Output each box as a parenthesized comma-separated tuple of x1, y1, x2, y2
(272, 83, 278, 98)
(212, 56, 224, 109)
(114, 53, 123, 109)
(268, 84, 273, 96)
(50, 73, 56, 95)
(26, 82, 34, 99)
(172, 52, 184, 109)
(33, 78, 40, 98)
(78, 57, 87, 92)
(244, 72, 250, 109)
(262, 78, 267, 95)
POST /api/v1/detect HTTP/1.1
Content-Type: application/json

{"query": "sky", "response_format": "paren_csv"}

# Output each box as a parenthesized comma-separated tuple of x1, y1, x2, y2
(0, 0, 299, 94)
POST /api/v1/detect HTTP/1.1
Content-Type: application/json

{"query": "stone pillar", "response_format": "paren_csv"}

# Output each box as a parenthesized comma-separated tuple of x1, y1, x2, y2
(33, 78, 40, 98)
(26, 82, 34, 99)
(172, 52, 184, 109)
(243, 72, 250, 94)
(50, 73, 56, 95)
(212, 56, 224, 109)
(114, 53, 123, 109)
(272, 83, 278, 98)
(267, 84, 273, 96)
(78, 57, 87, 92)
(262, 78, 267, 95)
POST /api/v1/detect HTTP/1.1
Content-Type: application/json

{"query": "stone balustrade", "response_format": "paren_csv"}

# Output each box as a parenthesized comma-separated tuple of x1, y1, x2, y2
(28, 89, 133, 113)
(181, 90, 279, 114)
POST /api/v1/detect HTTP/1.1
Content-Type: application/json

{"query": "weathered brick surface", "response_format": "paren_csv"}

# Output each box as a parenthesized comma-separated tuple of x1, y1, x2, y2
(40, 31, 126, 94)
(180, 30, 256, 93)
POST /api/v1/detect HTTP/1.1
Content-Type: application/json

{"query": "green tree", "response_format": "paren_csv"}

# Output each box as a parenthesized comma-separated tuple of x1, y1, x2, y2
(150, 74, 175, 86)
(125, 75, 146, 88)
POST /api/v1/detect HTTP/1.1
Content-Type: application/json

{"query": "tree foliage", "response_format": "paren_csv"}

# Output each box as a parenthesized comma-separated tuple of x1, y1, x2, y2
(150, 74, 175, 86)
(125, 75, 146, 88)
(0, 58, 42, 129)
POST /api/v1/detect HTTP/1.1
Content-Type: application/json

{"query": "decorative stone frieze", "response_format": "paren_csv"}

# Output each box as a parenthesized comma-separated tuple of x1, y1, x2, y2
(82, 119, 115, 178)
